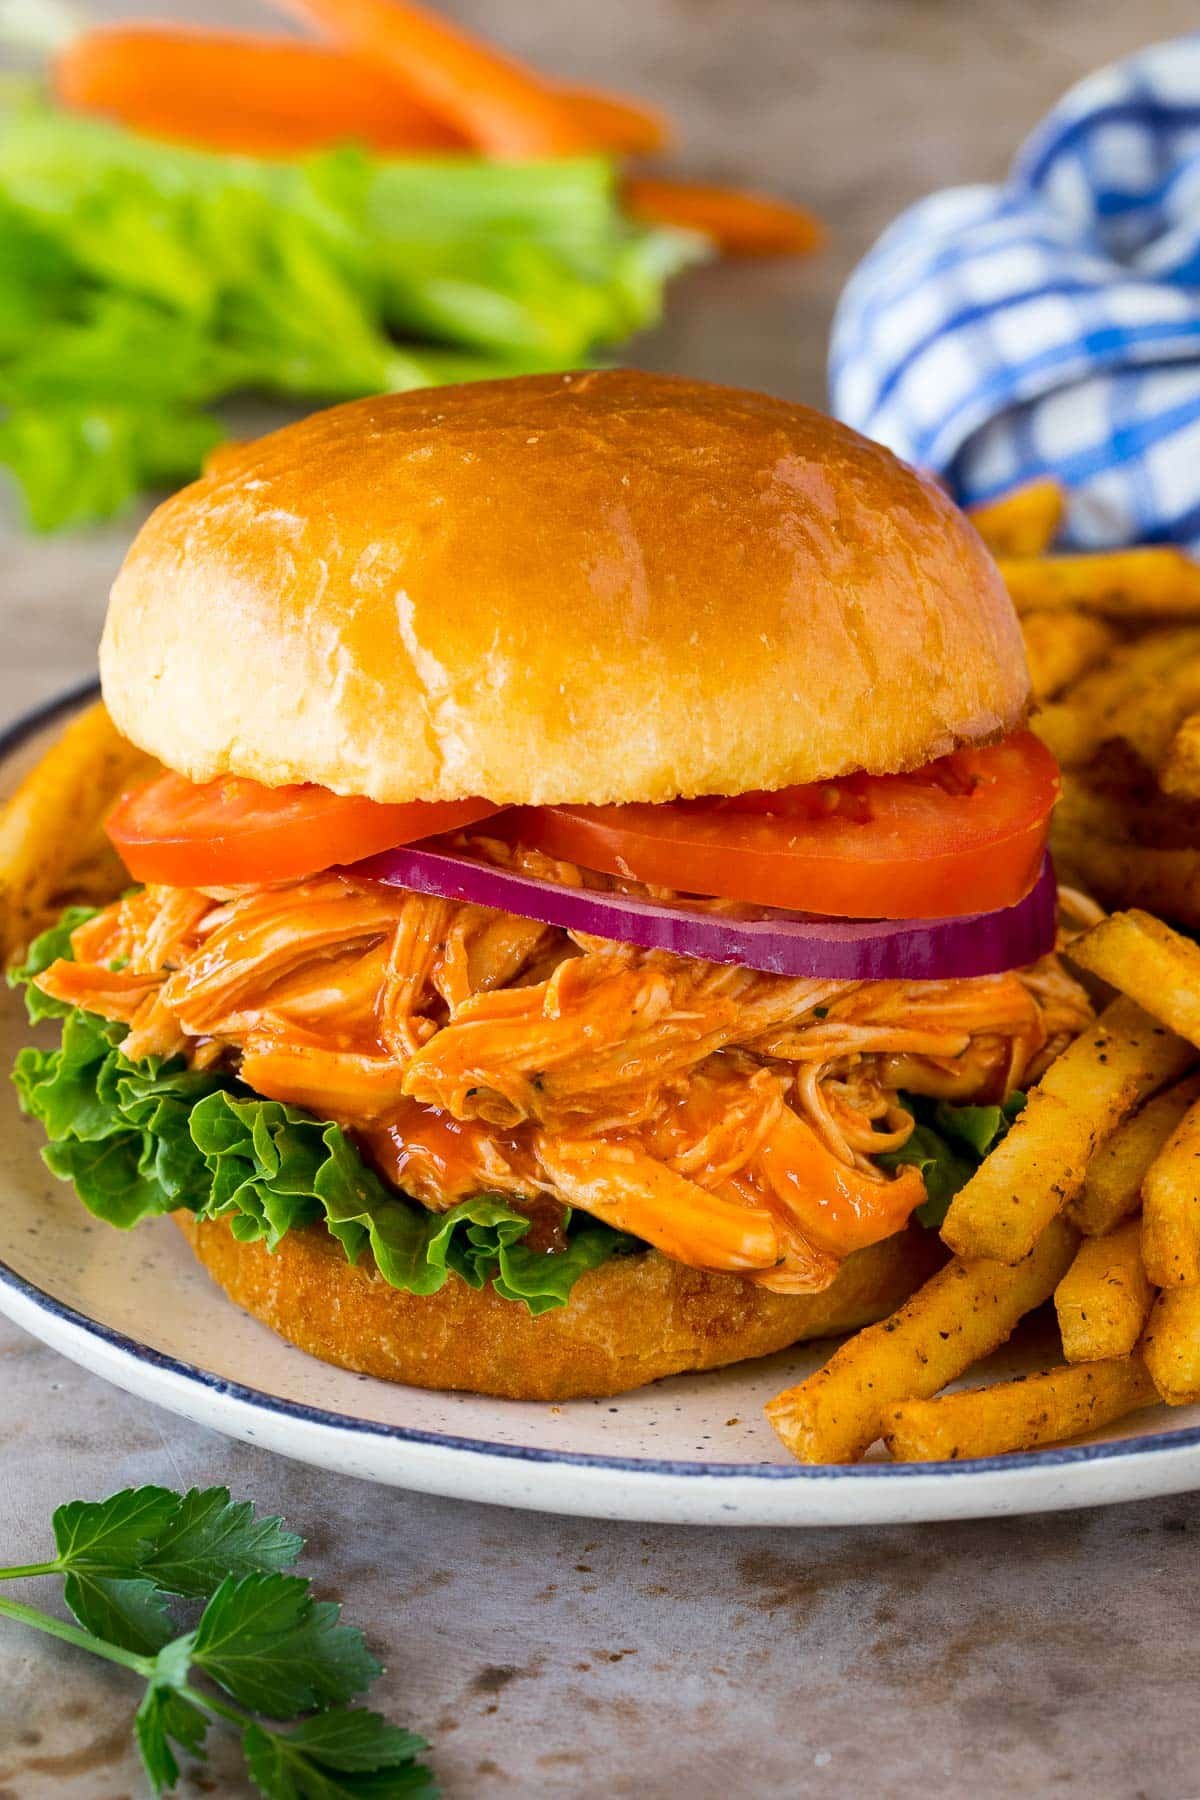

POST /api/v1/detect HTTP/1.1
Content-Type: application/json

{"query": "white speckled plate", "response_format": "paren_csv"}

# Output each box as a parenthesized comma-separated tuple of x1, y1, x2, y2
(4, 688, 1200, 1525)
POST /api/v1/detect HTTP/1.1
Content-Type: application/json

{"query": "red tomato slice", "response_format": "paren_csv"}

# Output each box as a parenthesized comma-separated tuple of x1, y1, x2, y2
(107, 773, 501, 887)
(513, 732, 1059, 920)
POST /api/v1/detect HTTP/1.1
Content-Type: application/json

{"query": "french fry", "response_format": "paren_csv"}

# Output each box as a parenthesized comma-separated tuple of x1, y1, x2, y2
(1068, 910, 1200, 1048)
(1143, 1285, 1200, 1405)
(1050, 771, 1135, 845)
(1020, 611, 1119, 703)
(941, 997, 1193, 1265)
(1050, 788, 1200, 931)
(764, 1217, 1077, 1464)
(1035, 629, 1200, 771)
(1159, 710, 1200, 799)
(999, 548, 1200, 619)
(1142, 1097, 1200, 1286)
(882, 1354, 1158, 1462)
(1033, 698, 1108, 770)
(1053, 837, 1200, 931)
(1106, 672, 1200, 778)
(968, 477, 1065, 558)
(0, 701, 156, 961)
(1054, 1219, 1154, 1360)
(1072, 1073, 1200, 1236)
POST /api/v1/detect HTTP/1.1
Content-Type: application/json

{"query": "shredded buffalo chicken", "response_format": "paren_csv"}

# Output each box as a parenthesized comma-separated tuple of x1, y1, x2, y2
(36, 837, 1093, 1293)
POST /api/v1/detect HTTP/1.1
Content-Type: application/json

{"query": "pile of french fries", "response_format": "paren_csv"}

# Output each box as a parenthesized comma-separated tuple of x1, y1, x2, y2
(768, 911, 1200, 1462)
(971, 477, 1200, 925)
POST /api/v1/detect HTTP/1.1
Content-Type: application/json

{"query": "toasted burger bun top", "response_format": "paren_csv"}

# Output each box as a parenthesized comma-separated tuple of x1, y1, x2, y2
(101, 370, 1029, 805)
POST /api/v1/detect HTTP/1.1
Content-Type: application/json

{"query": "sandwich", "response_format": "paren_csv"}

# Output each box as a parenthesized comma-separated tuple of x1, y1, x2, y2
(12, 369, 1092, 1400)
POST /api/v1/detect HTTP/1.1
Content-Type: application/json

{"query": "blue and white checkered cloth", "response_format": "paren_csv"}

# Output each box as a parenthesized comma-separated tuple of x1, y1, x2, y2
(830, 35, 1200, 550)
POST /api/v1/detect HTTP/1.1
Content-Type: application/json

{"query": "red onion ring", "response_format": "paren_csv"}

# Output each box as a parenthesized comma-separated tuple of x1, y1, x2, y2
(349, 843, 1058, 980)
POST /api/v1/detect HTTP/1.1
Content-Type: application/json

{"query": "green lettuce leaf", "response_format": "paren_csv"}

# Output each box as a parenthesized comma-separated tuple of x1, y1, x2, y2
(189, 1087, 632, 1315)
(11, 938, 635, 1309)
(8, 904, 99, 1017)
(0, 97, 704, 530)
(933, 1093, 1026, 1158)
(13, 1007, 225, 1227)
(880, 1091, 1026, 1229)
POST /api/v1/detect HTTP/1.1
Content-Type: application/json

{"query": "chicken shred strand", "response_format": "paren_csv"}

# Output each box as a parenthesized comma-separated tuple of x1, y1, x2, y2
(36, 859, 1093, 1292)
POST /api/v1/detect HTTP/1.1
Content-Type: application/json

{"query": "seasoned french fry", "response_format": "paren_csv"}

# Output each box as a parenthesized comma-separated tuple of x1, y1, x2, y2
(883, 1354, 1158, 1461)
(969, 477, 1065, 558)
(1109, 674, 1200, 778)
(1159, 710, 1200, 799)
(1072, 1072, 1200, 1236)
(1142, 1097, 1200, 1286)
(941, 997, 1193, 1265)
(1051, 771, 1135, 842)
(1068, 910, 1200, 1048)
(1037, 629, 1200, 772)
(1050, 789, 1200, 932)
(0, 701, 156, 961)
(1021, 611, 1119, 703)
(1054, 1219, 1154, 1360)
(1033, 699, 1107, 770)
(764, 1217, 1078, 1464)
(1143, 1286, 1200, 1405)
(999, 548, 1200, 619)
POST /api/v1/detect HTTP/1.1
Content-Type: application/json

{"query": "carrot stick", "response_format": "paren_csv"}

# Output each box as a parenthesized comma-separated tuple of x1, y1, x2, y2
(267, 0, 596, 157)
(56, 22, 670, 161)
(622, 175, 825, 256)
(54, 25, 465, 155)
(557, 84, 671, 157)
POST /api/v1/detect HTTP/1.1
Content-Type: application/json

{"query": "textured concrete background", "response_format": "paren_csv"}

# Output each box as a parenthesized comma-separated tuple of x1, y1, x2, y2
(4, 3, 1200, 1795)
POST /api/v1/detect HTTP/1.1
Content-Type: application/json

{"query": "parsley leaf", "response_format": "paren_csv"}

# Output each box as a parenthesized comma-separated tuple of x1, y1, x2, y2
(46, 1486, 302, 1654)
(52, 1485, 181, 1572)
(191, 1573, 381, 1716)
(134, 1686, 210, 1796)
(139, 1487, 303, 1599)
(63, 1572, 175, 1656)
(0, 1487, 434, 1797)
(265, 1710, 429, 1773)
(242, 1710, 436, 1799)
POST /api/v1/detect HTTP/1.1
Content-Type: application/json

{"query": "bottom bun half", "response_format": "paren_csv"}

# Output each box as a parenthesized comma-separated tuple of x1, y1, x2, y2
(176, 1215, 945, 1401)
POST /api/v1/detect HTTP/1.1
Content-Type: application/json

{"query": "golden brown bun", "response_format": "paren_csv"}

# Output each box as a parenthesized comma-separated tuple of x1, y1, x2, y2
(175, 1214, 944, 1400)
(104, 371, 1027, 805)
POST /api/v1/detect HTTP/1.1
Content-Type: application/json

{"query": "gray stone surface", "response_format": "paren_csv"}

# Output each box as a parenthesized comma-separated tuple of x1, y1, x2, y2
(1, 1331, 1198, 1799)
(4, 3, 1200, 1794)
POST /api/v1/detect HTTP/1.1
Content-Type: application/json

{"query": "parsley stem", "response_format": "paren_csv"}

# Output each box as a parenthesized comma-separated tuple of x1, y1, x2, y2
(0, 1560, 61, 1581)
(0, 1597, 151, 1675)
(179, 1683, 254, 1730)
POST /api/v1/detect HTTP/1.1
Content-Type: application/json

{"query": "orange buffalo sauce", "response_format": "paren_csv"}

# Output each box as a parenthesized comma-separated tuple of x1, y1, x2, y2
(360, 1100, 569, 1256)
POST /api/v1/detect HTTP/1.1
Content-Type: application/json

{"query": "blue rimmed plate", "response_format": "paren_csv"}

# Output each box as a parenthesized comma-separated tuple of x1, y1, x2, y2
(3, 687, 1199, 1525)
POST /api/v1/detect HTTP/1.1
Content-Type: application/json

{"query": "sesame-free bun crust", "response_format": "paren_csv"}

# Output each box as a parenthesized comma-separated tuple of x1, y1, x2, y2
(175, 1215, 943, 1400)
(103, 371, 1028, 805)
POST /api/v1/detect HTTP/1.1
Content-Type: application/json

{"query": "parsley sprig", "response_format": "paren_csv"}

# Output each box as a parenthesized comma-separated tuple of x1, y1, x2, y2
(0, 1485, 435, 1798)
